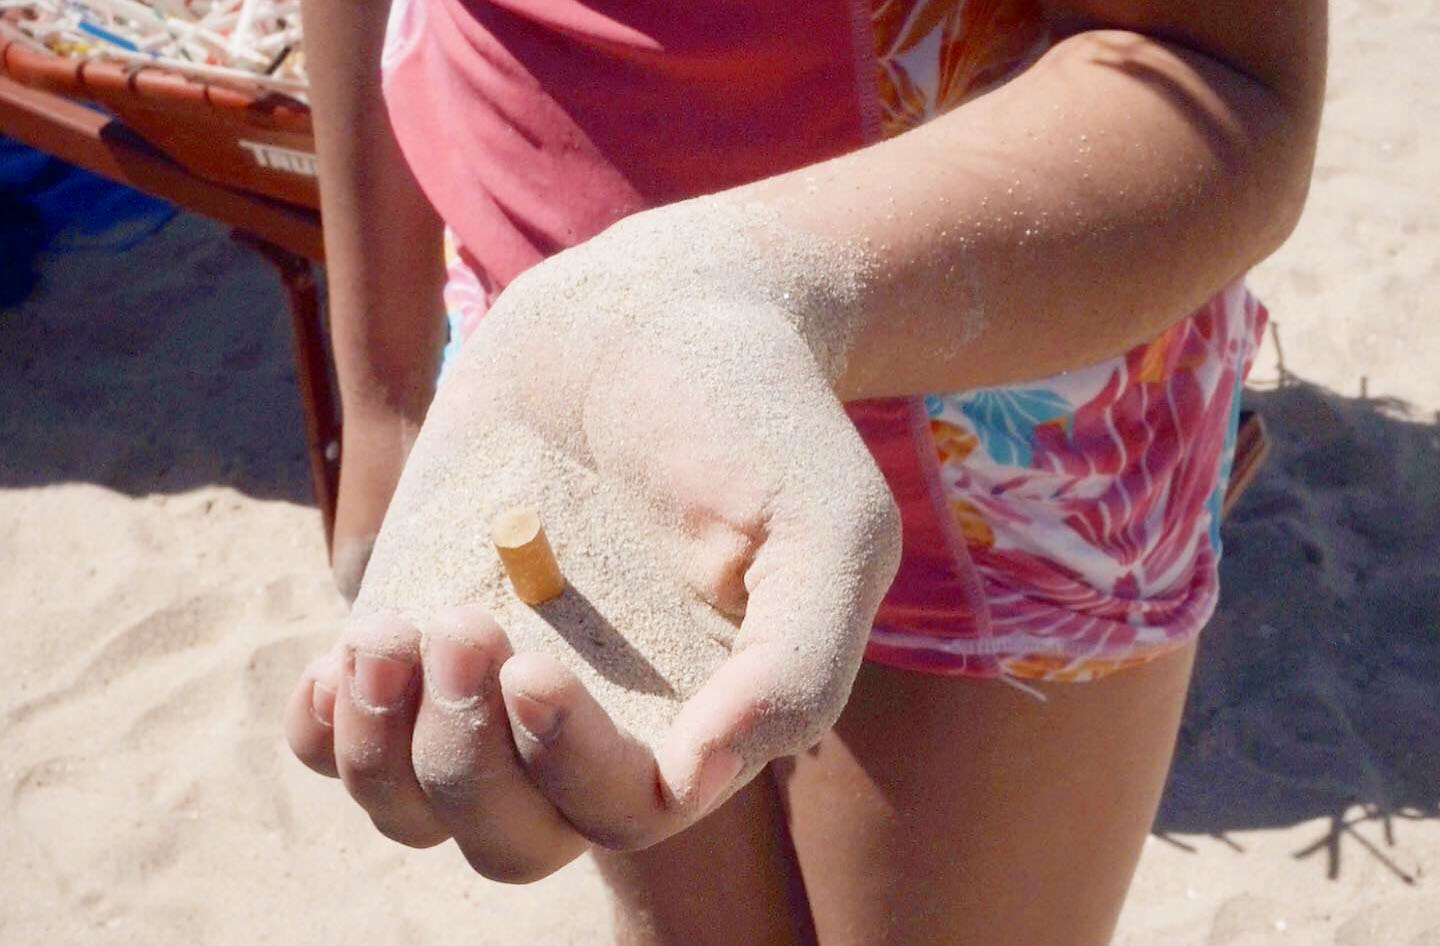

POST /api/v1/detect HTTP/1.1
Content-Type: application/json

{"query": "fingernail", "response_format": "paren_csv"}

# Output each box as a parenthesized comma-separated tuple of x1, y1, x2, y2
(426, 636, 491, 703)
(695, 748, 743, 813)
(510, 692, 562, 744)
(311, 681, 336, 727)
(351, 651, 414, 710)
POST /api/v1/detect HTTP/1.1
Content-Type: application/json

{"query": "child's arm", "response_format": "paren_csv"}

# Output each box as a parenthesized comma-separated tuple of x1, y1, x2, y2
(736, 0, 1325, 399)
(390, 0, 1324, 852)
(302, 0, 447, 597)
(287, 0, 1326, 871)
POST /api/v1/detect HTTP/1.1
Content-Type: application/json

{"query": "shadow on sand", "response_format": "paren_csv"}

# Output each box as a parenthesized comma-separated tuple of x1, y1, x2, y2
(0, 213, 314, 505)
(1157, 378, 1440, 883)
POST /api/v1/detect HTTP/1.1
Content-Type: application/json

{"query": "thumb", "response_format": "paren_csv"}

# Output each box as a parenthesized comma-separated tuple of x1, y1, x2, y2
(655, 481, 901, 813)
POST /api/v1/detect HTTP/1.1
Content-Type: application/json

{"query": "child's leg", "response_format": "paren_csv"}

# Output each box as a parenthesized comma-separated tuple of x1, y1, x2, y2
(591, 771, 815, 946)
(778, 640, 1198, 946)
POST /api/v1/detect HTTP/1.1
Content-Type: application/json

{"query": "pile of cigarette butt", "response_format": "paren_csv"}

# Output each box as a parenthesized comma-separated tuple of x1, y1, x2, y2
(2, 0, 307, 98)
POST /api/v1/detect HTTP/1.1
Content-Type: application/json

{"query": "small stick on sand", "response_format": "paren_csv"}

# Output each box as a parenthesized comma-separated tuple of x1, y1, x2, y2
(490, 507, 566, 605)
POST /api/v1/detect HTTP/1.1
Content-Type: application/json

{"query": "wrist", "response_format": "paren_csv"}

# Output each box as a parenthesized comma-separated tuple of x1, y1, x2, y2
(341, 397, 430, 445)
(331, 320, 444, 425)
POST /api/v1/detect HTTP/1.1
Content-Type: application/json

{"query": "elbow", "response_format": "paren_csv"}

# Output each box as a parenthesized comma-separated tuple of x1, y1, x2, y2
(1248, 88, 1323, 265)
(1250, 13, 1328, 262)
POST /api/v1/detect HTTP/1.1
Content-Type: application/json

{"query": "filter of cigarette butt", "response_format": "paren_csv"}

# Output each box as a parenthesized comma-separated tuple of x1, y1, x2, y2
(490, 507, 566, 605)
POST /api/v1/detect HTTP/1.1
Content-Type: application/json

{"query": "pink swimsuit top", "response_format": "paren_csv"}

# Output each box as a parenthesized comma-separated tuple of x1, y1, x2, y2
(381, 0, 880, 278)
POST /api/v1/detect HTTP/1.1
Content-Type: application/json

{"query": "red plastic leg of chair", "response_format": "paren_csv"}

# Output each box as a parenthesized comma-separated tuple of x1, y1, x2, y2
(236, 232, 341, 553)
(1221, 410, 1271, 522)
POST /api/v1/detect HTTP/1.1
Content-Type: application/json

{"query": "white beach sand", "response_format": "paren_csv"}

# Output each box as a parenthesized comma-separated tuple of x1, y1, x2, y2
(2, 2, 1436, 941)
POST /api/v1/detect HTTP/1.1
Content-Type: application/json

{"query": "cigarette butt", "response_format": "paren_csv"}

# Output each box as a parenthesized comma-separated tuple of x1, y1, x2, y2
(491, 507, 566, 605)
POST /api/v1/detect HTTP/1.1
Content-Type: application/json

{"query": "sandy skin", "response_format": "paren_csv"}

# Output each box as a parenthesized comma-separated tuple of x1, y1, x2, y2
(287, 207, 902, 870)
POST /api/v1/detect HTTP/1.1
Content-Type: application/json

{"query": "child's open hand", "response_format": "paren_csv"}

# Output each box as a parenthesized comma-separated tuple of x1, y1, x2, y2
(285, 201, 900, 879)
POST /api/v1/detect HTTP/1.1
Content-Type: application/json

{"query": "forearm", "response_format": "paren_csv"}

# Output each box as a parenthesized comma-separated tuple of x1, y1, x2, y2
(740, 10, 1324, 399)
(303, 0, 445, 424)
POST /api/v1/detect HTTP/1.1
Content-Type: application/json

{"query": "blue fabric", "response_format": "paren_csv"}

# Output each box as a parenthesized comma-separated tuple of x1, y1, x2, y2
(1, 135, 178, 305)
(958, 387, 1073, 468)
(1, 135, 177, 248)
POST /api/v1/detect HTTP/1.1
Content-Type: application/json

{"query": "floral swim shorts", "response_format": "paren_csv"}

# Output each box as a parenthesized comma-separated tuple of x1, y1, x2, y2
(868, 282, 1267, 682)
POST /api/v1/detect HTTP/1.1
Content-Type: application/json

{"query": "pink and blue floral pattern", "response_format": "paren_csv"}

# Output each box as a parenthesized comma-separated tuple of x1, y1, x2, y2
(878, 283, 1268, 681)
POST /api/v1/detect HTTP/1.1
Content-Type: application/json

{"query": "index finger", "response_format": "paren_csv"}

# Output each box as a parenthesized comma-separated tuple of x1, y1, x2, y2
(497, 652, 709, 851)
